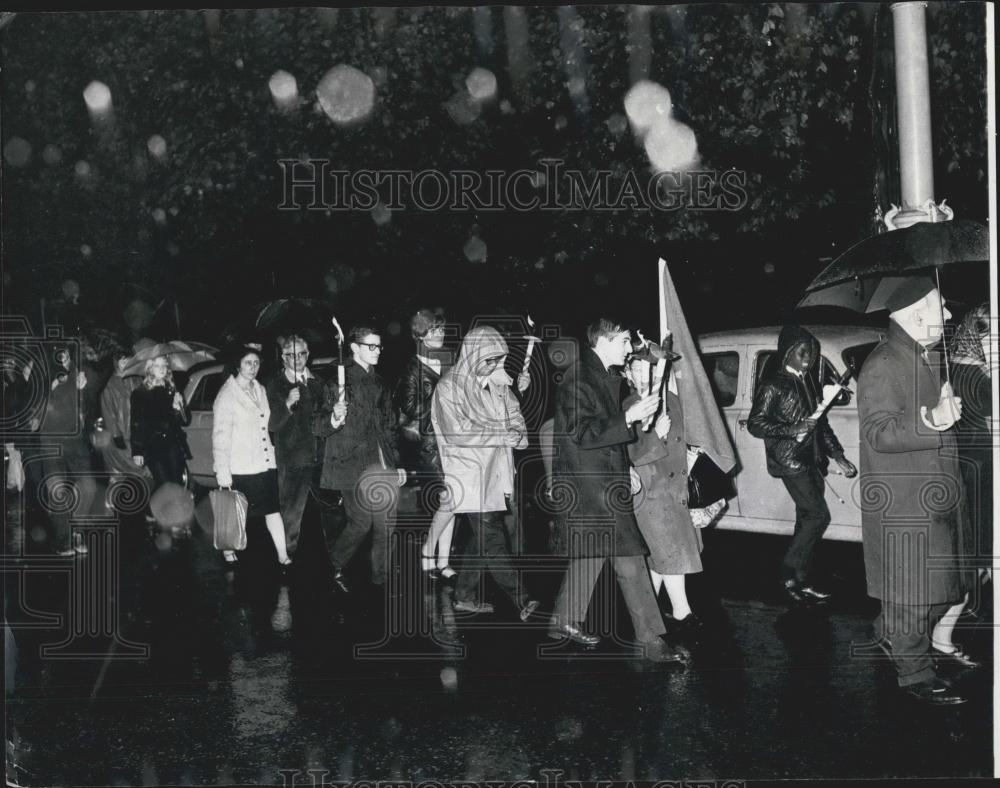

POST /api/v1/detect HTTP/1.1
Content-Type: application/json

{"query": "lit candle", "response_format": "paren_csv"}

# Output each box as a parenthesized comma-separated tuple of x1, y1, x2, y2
(521, 314, 539, 376)
(657, 258, 668, 343)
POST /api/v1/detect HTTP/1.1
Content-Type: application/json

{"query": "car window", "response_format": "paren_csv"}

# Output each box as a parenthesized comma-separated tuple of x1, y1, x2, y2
(701, 352, 739, 408)
(188, 371, 227, 411)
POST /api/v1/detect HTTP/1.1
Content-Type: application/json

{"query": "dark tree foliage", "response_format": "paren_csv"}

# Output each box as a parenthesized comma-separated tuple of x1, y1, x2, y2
(0, 4, 988, 338)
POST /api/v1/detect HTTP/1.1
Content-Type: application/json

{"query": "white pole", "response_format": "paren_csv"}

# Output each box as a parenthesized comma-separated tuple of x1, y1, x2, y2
(888, 2, 949, 228)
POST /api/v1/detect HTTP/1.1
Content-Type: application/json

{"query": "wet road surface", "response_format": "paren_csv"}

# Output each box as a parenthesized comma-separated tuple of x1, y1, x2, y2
(4, 483, 993, 785)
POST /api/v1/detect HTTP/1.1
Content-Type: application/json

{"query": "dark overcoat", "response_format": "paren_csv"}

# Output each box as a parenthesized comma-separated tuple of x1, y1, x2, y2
(857, 320, 965, 606)
(549, 347, 647, 559)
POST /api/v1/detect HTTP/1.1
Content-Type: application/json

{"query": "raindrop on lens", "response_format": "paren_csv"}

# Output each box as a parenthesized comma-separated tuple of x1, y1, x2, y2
(269, 70, 298, 110)
(316, 64, 376, 126)
(465, 67, 497, 102)
(3, 137, 32, 167)
(147, 135, 167, 159)
(83, 80, 112, 114)
(624, 79, 672, 135)
(644, 117, 699, 172)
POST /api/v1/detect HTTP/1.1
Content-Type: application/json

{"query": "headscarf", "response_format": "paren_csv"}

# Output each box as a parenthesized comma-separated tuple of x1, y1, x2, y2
(951, 302, 990, 368)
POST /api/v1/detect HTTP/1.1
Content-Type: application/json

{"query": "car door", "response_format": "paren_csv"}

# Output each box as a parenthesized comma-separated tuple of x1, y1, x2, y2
(733, 344, 798, 526)
(183, 367, 228, 483)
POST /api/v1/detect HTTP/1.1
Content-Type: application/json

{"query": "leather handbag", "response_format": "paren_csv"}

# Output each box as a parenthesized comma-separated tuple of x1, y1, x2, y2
(210, 487, 248, 551)
(686, 450, 734, 509)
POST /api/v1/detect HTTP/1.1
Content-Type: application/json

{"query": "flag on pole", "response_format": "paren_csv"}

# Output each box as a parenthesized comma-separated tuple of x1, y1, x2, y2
(659, 258, 737, 474)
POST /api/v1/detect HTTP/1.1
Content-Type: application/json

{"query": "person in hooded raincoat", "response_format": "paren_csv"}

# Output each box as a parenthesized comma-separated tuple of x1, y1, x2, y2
(431, 325, 539, 619)
(748, 324, 856, 605)
(857, 278, 969, 705)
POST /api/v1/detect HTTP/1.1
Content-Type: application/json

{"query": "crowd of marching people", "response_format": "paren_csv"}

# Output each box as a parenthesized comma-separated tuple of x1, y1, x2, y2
(2, 282, 994, 689)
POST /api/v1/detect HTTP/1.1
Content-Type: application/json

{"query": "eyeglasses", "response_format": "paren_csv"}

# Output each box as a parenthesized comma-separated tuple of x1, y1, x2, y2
(480, 356, 503, 368)
(359, 343, 383, 352)
(282, 351, 309, 359)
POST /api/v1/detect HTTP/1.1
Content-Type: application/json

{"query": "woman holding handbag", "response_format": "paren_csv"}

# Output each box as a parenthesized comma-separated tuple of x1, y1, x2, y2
(212, 346, 291, 568)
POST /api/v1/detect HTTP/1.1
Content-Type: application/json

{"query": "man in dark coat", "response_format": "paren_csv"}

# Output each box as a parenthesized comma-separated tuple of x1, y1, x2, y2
(858, 277, 967, 705)
(313, 326, 404, 591)
(548, 317, 686, 663)
(267, 334, 326, 557)
(748, 324, 856, 605)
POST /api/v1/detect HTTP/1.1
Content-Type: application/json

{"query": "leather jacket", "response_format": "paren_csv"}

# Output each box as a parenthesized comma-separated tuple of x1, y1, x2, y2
(747, 325, 844, 477)
(395, 355, 443, 476)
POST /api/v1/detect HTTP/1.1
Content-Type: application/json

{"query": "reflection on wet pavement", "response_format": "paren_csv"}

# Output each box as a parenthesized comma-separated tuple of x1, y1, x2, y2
(3, 483, 993, 785)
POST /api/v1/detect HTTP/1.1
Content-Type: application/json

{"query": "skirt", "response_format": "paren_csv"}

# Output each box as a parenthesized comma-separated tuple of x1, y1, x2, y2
(231, 469, 280, 518)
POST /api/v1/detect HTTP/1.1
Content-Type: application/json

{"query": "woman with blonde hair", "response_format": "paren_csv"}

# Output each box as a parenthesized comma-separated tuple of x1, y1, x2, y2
(212, 345, 291, 567)
(129, 355, 191, 490)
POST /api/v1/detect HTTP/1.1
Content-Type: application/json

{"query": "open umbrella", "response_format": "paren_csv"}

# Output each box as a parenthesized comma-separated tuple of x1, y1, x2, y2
(798, 219, 989, 312)
(254, 298, 336, 348)
(120, 341, 216, 378)
(798, 219, 990, 385)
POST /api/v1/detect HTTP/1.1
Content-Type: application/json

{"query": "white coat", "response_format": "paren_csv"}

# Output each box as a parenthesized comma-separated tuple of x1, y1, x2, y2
(212, 376, 276, 485)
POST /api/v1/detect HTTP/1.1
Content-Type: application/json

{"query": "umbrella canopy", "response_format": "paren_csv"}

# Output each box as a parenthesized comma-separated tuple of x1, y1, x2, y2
(805, 220, 988, 291)
(120, 340, 216, 378)
(797, 275, 916, 313)
(254, 298, 337, 348)
(798, 220, 989, 312)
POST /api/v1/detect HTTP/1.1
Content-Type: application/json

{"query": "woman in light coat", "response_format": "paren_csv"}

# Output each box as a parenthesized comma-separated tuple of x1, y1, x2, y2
(212, 346, 291, 567)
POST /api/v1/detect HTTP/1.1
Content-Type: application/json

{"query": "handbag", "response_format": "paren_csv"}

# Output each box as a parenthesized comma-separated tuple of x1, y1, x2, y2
(686, 449, 733, 509)
(210, 487, 248, 551)
(6, 447, 25, 492)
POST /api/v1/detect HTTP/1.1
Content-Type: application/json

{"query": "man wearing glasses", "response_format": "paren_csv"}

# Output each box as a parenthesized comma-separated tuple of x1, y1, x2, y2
(266, 334, 331, 557)
(314, 325, 405, 595)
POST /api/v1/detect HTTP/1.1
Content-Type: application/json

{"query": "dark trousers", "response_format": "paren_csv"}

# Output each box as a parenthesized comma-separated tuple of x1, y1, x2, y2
(455, 510, 525, 607)
(327, 471, 399, 585)
(780, 467, 831, 582)
(876, 600, 952, 687)
(144, 439, 186, 489)
(277, 465, 314, 556)
(553, 555, 666, 644)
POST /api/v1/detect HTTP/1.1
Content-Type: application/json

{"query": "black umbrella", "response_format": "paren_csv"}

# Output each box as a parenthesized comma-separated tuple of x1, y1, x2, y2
(253, 298, 336, 348)
(798, 219, 989, 383)
(799, 219, 988, 303)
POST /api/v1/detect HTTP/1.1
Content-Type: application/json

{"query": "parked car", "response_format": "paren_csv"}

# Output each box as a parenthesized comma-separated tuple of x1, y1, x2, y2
(180, 356, 338, 486)
(692, 324, 883, 542)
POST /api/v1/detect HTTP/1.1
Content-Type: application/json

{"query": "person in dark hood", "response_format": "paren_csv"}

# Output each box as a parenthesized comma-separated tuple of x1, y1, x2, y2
(748, 324, 856, 606)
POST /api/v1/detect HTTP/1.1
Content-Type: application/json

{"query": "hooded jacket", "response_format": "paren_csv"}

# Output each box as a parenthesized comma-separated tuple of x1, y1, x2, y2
(747, 325, 844, 477)
(431, 326, 527, 514)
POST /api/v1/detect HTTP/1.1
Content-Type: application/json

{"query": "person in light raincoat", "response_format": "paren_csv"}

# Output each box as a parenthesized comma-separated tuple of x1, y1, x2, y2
(431, 325, 539, 619)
